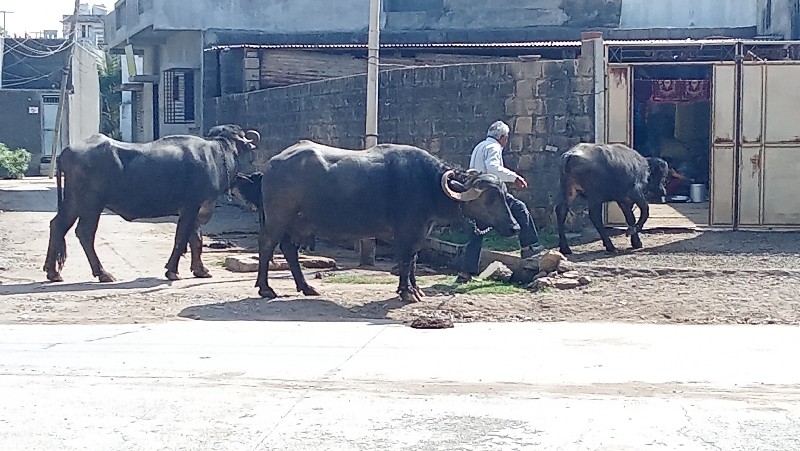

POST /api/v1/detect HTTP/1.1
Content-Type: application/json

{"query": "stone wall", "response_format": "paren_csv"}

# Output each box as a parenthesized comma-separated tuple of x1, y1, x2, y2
(206, 56, 595, 228)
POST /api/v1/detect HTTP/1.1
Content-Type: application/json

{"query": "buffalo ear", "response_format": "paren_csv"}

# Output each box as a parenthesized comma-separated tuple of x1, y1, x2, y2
(448, 180, 467, 192)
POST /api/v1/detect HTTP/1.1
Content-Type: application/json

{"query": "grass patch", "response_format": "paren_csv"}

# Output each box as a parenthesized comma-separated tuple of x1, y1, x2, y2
(322, 274, 397, 285)
(322, 273, 527, 296)
(433, 226, 559, 252)
(431, 279, 528, 295)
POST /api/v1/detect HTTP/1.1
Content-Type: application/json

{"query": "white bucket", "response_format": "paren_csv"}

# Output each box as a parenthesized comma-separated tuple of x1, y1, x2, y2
(689, 184, 707, 203)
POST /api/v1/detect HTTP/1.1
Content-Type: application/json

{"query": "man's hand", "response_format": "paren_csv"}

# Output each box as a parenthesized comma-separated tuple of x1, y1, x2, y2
(514, 177, 528, 189)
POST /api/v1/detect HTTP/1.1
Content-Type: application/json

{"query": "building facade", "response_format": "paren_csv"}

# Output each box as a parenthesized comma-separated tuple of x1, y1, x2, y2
(104, 0, 779, 142)
(0, 38, 100, 176)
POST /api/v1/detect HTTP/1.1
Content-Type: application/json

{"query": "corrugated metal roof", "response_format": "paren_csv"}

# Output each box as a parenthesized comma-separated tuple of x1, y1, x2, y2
(205, 38, 800, 53)
(204, 40, 581, 52)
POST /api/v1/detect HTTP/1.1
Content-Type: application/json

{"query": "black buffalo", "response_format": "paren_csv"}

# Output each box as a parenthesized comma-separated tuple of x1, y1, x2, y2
(254, 141, 520, 302)
(232, 171, 264, 212)
(556, 143, 668, 255)
(43, 124, 260, 283)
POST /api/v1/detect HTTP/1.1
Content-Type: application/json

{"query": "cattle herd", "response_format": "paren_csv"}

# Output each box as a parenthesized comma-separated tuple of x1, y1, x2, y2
(42, 124, 668, 302)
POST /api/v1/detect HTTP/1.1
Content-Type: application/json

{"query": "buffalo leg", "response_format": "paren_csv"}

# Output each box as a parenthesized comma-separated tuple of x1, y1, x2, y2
(556, 201, 572, 255)
(617, 201, 643, 250)
(75, 209, 115, 283)
(188, 226, 212, 278)
(165, 208, 199, 281)
(43, 208, 79, 282)
(588, 202, 616, 253)
(280, 234, 319, 296)
(255, 228, 282, 299)
(408, 254, 425, 298)
(631, 192, 650, 234)
(396, 248, 421, 303)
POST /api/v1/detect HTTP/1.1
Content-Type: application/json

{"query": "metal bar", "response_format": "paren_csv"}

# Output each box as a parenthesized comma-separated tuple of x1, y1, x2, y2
(732, 42, 744, 230)
(48, 0, 81, 179)
(358, 0, 381, 267)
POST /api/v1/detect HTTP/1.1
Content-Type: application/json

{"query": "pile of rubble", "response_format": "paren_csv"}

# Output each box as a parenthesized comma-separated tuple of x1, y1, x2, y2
(528, 250, 591, 290)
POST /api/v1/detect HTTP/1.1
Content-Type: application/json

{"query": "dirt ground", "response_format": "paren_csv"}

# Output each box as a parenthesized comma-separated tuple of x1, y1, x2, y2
(2, 177, 800, 326)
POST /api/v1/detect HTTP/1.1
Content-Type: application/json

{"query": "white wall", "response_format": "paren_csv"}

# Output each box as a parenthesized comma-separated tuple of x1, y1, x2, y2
(120, 54, 143, 142)
(154, 0, 370, 33)
(158, 31, 202, 137)
(67, 45, 101, 145)
(621, 0, 757, 29)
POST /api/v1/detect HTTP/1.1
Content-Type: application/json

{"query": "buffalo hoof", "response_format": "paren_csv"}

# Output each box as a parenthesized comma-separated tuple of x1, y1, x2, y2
(399, 289, 422, 303)
(604, 247, 619, 254)
(259, 287, 278, 299)
(192, 268, 213, 279)
(300, 285, 320, 296)
(413, 287, 426, 298)
(98, 272, 116, 283)
(165, 271, 181, 281)
(559, 247, 573, 255)
(631, 237, 643, 250)
(46, 272, 64, 283)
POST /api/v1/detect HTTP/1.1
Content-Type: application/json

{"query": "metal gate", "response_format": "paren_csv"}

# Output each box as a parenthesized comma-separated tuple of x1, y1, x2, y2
(604, 65, 632, 225)
(41, 95, 62, 158)
(712, 61, 800, 227)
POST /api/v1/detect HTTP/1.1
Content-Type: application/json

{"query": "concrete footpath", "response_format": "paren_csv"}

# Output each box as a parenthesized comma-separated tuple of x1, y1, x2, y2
(1, 321, 799, 450)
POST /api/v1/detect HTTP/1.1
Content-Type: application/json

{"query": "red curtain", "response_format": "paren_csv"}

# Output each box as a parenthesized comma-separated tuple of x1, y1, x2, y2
(635, 79, 710, 103)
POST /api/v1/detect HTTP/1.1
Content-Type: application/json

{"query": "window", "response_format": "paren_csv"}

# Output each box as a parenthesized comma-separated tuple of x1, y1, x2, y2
(138, 0, 153, 15)
(384, 0, 443, 12)
(115, 1, 126, 29)
(163, 69, 196, 124)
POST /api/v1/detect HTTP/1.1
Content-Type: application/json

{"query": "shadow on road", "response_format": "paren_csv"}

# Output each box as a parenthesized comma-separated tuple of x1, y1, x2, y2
(0, 277, 173, 295)
(566, 229, 800, 265)
(178, 296, 406, 324)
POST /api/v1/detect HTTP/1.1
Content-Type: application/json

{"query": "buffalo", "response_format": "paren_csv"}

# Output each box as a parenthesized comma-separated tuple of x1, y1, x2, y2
(43, 124, 260, 282)
(253, 141, 520, 302)
(556, 143, 668, 255)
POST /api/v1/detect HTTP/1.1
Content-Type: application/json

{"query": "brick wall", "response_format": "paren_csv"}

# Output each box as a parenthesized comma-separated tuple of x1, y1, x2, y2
(206, 56, 596, 228)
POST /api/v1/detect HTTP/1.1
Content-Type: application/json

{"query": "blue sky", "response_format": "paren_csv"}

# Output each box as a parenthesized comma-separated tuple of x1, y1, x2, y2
(1, 0, 99, 37)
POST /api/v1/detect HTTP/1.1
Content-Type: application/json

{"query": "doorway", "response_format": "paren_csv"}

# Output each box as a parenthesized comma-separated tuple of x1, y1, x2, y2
(631, 65, 712, 228)
(41, 95, 63, 161)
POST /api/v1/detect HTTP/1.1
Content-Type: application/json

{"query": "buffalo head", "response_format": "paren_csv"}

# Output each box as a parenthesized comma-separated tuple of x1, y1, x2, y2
(441, 170, 520, 237)
(645, 157, 669, 202)
(208, 124, 261, 152)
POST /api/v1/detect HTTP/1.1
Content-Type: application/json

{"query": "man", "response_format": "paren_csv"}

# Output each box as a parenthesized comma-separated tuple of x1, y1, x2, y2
(456, 121, 542, 284)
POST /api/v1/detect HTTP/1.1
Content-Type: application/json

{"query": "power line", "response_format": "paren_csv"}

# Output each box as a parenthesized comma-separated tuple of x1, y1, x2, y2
(0, 10, 12, 34)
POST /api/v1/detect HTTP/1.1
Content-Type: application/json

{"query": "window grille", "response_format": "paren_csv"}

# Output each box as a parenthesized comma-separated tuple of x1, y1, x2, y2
(163, 69, 195, 124)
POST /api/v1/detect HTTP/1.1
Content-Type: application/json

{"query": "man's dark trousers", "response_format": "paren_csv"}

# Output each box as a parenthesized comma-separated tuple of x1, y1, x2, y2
(461, 193, 539, 275)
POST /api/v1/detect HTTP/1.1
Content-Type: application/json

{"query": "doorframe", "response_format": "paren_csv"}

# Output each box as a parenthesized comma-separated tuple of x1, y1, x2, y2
(603, 61, 716, 228)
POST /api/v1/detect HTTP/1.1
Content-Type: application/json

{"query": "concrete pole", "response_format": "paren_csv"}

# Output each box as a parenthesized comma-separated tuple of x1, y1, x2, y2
(48, 0, 81, 178)
(358, 0, 381, 267)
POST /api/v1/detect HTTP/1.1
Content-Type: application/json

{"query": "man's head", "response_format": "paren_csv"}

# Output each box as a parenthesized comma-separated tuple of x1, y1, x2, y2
(487, 121, 510, 147)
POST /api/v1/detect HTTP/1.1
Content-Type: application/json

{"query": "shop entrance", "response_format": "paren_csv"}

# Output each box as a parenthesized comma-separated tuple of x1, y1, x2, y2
(631, 65, 712, 228)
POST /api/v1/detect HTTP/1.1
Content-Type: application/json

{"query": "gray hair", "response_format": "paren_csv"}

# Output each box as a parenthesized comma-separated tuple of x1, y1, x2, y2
(487, 121, 510, 140)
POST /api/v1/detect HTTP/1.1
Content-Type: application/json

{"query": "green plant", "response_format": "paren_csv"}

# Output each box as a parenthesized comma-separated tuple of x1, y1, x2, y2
(0, 143, 32, 179)
(99, 55, 122, 140)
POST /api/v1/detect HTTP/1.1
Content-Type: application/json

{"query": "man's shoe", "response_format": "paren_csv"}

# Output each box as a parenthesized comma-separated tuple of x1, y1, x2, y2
(521, 244, 544, 259)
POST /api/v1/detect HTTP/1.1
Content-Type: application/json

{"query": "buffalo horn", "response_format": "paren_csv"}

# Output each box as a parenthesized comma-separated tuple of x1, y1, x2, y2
(441, 170, 483, 202)
(244, 130, 261, 144)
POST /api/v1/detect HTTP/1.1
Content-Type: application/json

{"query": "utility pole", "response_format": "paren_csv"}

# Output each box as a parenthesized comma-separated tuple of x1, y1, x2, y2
(48, 0, 81, 178)
(0, 10, 13, 35)
(358, 0, 381, 266)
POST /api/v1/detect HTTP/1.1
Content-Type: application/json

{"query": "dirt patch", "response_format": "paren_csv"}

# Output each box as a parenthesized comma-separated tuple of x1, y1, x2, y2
(2, 178, 800, 326)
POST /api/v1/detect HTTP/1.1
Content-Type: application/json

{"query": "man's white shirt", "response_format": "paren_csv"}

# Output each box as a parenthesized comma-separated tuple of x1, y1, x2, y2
(468, 137, 519, 183)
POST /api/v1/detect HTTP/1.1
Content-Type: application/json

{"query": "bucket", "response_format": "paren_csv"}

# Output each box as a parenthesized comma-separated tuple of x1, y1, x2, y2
(689, 184, 707, 203)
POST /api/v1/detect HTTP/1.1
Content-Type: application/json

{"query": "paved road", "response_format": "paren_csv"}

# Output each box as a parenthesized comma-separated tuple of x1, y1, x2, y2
(1, 321, 799, 450)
